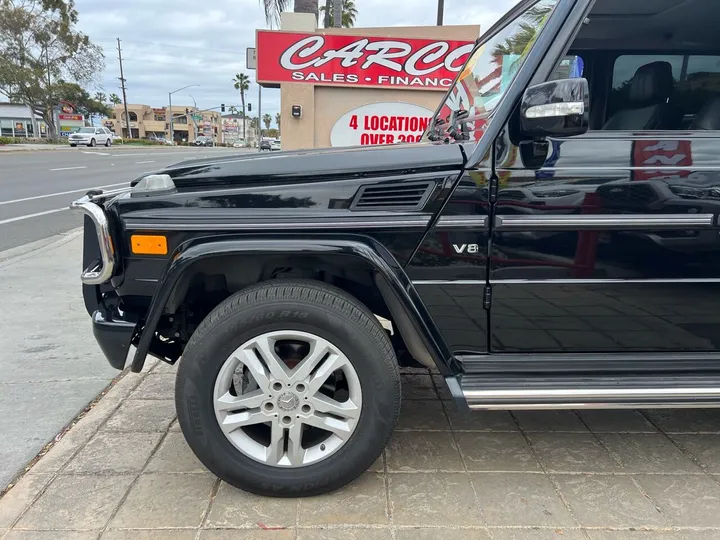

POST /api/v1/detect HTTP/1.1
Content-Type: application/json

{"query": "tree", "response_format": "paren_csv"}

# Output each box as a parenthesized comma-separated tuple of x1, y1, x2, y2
(0, 0, 105, 137)
(109, 93, 121, 105)
(56, 81, 111, 117)
(275, 112, 281, 133)
(232, 72, 250, 141)
(228, 105, 238, 116)
(320, 0, 357, 27)
(94, 91, 106, 104)
(261, 0, 317, 27)
(262, 113, 272, 131)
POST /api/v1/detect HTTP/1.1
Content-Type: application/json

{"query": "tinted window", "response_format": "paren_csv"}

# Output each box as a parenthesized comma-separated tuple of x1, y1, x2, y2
(609, 54, 720, 128)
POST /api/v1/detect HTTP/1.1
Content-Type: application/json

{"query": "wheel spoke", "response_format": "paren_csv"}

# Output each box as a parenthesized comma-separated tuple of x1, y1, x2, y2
(219, 410, 267, 434)
(266, 421, 286, 466)
(252, 334, 291, 381)
(303, 413, 353, 440)
(215, 389, 265, 412)
(310, 394, 360, 420)
(289, 339, 331, 383)
(286, 422, 305, 466)
(237, 349, 271, 393)
(307, 353, 349, 394)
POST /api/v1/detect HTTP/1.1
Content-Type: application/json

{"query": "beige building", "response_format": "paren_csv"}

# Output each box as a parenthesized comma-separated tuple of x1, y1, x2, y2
(257, 15, 480, 151)
(106, 104, 223, 143)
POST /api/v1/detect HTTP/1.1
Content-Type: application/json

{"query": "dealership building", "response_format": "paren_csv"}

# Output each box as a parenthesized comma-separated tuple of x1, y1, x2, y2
(256, 14, 480, 151)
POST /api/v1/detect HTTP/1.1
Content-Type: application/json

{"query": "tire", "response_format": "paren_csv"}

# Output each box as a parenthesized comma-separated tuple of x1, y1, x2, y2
(70, 144, 76, 147)
(89, 138, 96, 147)
(105, 138, 111, 147)
(176, 279, 400, 497)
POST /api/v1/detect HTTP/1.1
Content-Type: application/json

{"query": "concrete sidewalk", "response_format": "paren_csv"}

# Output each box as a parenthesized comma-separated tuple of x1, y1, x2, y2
(0, 231, 118, 488)
(1, 358, 720, 540)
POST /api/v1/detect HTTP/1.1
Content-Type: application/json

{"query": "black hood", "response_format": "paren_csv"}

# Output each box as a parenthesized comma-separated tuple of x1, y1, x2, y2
(152, 143, 467, 189)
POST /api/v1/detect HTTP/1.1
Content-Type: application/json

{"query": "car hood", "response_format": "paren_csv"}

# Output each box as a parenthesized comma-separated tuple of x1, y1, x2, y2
(146, 143, 467, 189)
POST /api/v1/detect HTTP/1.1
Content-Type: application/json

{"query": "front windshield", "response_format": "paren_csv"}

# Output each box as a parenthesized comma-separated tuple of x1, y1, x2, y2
(425, 0, 558, 143)
(77, 127, 95, 133)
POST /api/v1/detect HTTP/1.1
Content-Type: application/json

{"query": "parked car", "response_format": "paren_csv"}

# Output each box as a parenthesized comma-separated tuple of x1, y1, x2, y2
(193, 136, 213, 147)
(259, 139, 271, 151)
(70, 0, 720, 499)
(69, 127, 113, 147)
(270, 140, 281, 151)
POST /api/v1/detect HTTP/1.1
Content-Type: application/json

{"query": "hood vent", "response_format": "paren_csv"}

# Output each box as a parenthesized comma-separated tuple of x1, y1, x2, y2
(351, 181, 434, 211)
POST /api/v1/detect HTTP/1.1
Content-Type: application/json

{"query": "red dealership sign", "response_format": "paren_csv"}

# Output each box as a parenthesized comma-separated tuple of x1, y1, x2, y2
(256, 31, 475, 90)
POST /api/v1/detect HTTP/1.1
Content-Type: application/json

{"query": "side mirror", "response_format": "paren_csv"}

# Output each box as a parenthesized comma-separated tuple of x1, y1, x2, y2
(520, 78, 589, 138)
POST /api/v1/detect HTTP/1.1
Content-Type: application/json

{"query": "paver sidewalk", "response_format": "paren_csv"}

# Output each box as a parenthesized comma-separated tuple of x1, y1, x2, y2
(2, 360, 720, 540)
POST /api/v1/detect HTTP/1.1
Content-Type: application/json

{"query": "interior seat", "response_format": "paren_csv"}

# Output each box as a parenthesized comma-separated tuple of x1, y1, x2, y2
(603, 61, 675, 130)
(691, 97, 720, 130)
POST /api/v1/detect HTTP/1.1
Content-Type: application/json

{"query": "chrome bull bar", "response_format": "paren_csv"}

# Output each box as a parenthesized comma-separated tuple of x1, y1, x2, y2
(69, 194, 116, 285)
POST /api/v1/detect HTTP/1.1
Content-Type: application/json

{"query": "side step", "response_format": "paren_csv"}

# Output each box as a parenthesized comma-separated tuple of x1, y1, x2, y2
(456, 374, 720, 410)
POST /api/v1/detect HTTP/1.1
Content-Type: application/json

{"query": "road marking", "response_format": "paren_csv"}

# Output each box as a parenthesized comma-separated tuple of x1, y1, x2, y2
(49, 166, 87, 172)
(0, 207, 67, 225)
(82, 151, 110, 156)
(136, 160, 155, 164)
(0, 182, 128, 206)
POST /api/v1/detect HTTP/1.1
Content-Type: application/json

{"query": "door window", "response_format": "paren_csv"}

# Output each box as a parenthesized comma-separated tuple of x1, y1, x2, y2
(608, 54, 720, 129)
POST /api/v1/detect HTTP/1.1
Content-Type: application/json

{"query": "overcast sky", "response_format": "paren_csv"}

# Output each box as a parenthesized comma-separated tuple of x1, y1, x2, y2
(74, 0, 520, 120)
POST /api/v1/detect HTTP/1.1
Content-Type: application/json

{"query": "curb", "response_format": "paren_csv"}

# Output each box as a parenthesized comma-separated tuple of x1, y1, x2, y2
(0, 227, 83, 267)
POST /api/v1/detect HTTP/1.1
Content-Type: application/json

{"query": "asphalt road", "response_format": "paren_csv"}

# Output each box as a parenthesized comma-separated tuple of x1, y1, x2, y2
(0, 145, 248, 252)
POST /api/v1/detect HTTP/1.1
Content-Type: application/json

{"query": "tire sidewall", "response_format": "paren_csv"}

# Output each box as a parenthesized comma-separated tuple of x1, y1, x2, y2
(176, 294, 399, 496)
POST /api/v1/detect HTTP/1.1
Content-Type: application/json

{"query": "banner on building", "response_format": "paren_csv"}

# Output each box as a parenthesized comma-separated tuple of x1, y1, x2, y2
(330, 102, 433, 147)
(256, 30, 474, 90)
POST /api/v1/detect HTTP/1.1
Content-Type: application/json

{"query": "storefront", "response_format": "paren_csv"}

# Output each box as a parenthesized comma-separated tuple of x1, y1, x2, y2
(0, 103, 47, 138)
(256, 15, 480, 151)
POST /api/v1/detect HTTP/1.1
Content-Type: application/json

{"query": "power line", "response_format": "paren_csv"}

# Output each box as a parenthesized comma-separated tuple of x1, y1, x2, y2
(97, 38, 243, 55)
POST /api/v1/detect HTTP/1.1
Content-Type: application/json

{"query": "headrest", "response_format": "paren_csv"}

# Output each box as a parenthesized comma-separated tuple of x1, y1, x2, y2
(629, 61, 674, 104)
(691, 97, 720, 130)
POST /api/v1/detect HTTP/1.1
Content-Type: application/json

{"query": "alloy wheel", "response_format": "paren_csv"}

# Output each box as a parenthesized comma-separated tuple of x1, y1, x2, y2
(212, 330, 362, 467)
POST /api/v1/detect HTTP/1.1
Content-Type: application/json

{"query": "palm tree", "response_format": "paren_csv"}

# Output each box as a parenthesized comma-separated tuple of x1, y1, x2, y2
(263, 113, 272, 131)
(233, 72, 250, 141)
(94, 92, 107, 104)
(228, 106, 238, 116)
(275, 112, 281, 133)
(320, 0, 357, 27)
(262, 0, 318, 27)
(109, 93, 121, 106)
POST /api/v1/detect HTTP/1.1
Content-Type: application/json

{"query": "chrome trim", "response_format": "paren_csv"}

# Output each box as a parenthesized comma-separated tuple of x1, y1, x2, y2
(495, 213, 715, 231)
(69, 195, 115, 285)
(125, 216, 431, 231)
(436, 215, 489, 229)
(468, 401, 720, 410)
(463, 387, 720, 410)
(414, 278, 720, 285)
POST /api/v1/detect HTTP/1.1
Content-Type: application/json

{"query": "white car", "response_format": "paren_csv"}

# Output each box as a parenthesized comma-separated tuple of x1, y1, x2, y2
(69, 127, 113, 147)
(270, 140, 281, 151)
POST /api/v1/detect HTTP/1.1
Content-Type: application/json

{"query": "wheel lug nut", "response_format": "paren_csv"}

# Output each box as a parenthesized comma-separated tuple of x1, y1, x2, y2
(272, 382, 283, 391)
(301, 404, 311, 413)
(264, 403, 274, 411)
(296, 383, 306, 392)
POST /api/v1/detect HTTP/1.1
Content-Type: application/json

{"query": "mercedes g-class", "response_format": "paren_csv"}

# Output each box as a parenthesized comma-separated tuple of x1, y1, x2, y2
(72, 0, 720, 496)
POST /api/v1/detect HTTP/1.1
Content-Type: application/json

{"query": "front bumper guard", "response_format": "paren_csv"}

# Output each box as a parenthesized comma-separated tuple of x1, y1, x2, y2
(69, 194, 116, 285)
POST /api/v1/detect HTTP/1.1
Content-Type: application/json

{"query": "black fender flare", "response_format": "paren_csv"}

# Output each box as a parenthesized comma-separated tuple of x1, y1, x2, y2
(130, 234, 459, 376)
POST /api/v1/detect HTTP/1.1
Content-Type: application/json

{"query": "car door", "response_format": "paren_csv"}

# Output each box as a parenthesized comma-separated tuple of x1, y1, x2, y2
(407, 0, 594, 357)
(487, 52, 720, 364)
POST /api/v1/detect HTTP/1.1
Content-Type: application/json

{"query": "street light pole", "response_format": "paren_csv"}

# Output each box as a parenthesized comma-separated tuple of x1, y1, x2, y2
(168, 84, 199, 145)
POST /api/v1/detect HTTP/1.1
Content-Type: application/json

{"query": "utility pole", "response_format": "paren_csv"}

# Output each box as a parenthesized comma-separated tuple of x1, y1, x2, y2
(258, 85, 262, 152)
(436, 0, 444, 25)
(333, 0, 342, 27)
(116, 38, 131, 138)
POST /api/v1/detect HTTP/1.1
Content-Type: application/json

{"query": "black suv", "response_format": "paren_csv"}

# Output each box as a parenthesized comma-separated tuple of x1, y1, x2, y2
(71, 0, 720, 497)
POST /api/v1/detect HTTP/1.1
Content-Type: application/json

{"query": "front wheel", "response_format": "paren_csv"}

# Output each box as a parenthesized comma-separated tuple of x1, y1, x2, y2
(175, 280, 401, 497)
(88, 138, 96, 147)
(105, 138, 111, 147)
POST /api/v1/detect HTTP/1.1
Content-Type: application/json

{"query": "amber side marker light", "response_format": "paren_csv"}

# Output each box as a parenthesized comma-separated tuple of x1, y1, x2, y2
(131, 235, 168, 255)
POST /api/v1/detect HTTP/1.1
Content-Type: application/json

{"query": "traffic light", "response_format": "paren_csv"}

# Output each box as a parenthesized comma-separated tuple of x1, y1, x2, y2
(185, 108, 189, 115)
(247, 103, 252, 112)
(221, 104, 225, 112)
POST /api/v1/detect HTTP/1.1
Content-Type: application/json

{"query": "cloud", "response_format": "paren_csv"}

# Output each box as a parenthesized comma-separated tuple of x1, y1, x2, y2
(74, 0, 521, 120)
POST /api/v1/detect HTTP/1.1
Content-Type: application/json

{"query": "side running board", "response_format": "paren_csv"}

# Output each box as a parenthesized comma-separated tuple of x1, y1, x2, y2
(453, 374, 720, 410)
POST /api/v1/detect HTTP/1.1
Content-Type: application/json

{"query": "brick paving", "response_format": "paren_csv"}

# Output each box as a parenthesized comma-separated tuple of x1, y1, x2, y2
(2, 360, 720, 540)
